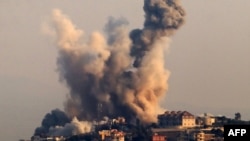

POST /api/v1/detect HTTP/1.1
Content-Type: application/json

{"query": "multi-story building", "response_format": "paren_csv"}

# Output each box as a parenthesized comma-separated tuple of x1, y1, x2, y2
(194, 131, 215, 141)
(99, 129, 125, 141)
(196, 113, 215, 127)
(158, 111, 196, 128)
(152, 133, 166, 141)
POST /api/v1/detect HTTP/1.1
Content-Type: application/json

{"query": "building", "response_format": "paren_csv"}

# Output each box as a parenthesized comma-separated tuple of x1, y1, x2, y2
(158, 111, 196, 128)
(151, 128, 188, 141)
(194, 131, 215, 141)
(152, 133, 166, 141)
(110, 117, 126, 125)
(196, 113, 215, 127)
(31, 135, 65, 141)
(99, 129, 125, 141)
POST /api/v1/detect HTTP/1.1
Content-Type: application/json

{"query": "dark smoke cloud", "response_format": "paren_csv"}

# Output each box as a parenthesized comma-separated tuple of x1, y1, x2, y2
(131, 0, 185, 67)
(39, 0, 185, 131)
(34, 109, 92, 136)
(34, 109, 70, 136)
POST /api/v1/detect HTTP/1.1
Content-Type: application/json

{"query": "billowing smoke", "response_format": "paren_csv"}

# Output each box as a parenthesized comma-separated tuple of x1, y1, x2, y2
(48, 117, 92, 136)
(131, 0, 185, 67)
(34, 109, 70, 136)
(35, 0, 185, 136)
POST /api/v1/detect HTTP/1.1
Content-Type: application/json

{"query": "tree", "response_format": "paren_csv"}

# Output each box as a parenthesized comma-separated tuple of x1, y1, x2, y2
(235, 112, 241, 120)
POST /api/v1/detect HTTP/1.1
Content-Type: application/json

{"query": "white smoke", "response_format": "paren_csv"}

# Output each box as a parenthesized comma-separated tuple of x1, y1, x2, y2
(48, 117, 92, 137)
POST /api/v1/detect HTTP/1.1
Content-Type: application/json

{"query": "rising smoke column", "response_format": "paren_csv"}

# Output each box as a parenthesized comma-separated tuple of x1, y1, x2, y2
(52, 10, 132, 121)
(49, 0, 185, 124)
(131, 0, 185, 67)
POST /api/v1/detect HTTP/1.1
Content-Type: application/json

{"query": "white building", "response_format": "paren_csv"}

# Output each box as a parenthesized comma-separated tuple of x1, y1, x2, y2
(196, 113, 215, 126)
(158, 111, 196, 128)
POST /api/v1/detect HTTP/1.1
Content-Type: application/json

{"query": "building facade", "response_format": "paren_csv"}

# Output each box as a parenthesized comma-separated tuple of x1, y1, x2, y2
(152, 133, 166, 141)
(158, 111, 196, 128)
(99, 129, 125, 141)
(195, 131, 215, 141)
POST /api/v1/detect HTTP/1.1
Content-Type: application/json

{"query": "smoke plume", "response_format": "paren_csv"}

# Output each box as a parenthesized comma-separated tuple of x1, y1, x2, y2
(55, 0, 185, 123)
(48, 117, 92, 136)
(35, 0, 185, 135)
(34, 109, 70, 136)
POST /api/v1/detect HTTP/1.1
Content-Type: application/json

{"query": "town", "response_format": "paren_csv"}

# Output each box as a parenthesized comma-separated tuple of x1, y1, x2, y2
(20, 111, 249, 141)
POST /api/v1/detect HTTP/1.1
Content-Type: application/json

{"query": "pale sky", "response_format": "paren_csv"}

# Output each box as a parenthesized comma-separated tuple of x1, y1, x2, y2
(0, 0, 250, 140)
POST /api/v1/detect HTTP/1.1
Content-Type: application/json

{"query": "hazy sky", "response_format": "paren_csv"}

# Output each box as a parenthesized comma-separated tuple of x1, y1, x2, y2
(0, 0, 250, 140)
